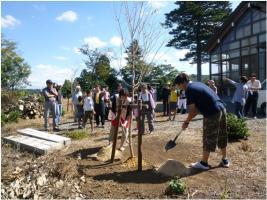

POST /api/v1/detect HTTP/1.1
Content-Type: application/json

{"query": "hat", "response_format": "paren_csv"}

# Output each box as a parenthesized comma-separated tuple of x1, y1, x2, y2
(46, 79, 52, 84)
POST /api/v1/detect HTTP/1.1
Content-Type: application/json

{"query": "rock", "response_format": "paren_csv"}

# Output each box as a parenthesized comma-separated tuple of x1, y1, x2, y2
(13, 167, 23, 175)
(95, 146, 123, 162)
(37, 173, 47, 186)
(156, 159, 190, 178)
(80, 176, 86, 183)
(55, 180, 64, 189)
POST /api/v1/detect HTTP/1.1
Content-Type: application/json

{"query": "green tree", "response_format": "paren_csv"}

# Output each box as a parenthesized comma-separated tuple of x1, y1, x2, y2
(164, 1, 232, 81)
(121, 39, 151, 85)
(61, 79, 72, 111)
(78, 46, 118, 92)
(1, 36, 31, 91)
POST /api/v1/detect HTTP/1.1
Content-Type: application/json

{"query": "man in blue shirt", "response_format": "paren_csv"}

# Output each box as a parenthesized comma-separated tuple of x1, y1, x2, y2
(174, 73, 229, 170)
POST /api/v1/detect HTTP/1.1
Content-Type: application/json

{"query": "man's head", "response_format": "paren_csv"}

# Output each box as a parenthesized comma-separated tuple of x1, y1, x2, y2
(174, 73, 190, 90)
(78, 96, 83, 102)
(119, 88, 129, 101)
(171, 84, 176, 90)
(75, 85, 81, 92)
(240, 76, 248, 84)
(141, 84, 147, 93)
(208, 80, 215, 86)
(250, 74, 257, 82)
(95, 84, 100, 92)
(46, 79, 53, 88)
(86, 90, 92, 96)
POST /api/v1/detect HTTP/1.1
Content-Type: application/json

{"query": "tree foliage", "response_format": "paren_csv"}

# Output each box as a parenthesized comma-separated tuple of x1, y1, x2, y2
(1, 36, 31, 91)
(61, 79, 72, 98)
(164, 1, 231, 80)
(77, 46, 118, 93)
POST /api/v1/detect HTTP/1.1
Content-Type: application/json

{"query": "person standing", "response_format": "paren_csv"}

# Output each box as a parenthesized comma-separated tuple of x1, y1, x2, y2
(93, 85, 106, 128)
(55, 84, 63, 125)
(162, 84, 170, 116)
(244, 74, 261, 119)
(225, 76, 248, 118)
(103, 86, 110, 120)
(177, 89, 187, 114)
(83, 90, 95, 133)
(76, 96, 84, 129)
(139, 84, 155, 134)
(174, 73, 228, 170)
(168, 85, 179, 121)
(107, 88, 132, 151)
(42, 79, 59, 131)
(208, 80, 218, 94)
(72, 86, 83, 122)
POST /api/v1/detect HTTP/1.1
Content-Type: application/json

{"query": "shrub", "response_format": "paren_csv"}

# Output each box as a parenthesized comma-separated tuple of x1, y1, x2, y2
(167, 177, 186, 195)
(227, 113, 249, 140)
(1, 110, 21, 127)
(64, 130, 88, 140)
(62, 109, 66, 116)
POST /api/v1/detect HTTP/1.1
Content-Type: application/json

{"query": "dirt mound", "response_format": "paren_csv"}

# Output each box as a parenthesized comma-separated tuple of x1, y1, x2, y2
(156, 159, 189, 178)
(121, 157, 148, 169)
(88, 146, 123, 162)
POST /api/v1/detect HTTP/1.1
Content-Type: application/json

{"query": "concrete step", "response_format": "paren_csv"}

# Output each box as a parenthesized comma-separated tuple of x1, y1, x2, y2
(3, 135, 64, 155)
(17, 128, 71, 145)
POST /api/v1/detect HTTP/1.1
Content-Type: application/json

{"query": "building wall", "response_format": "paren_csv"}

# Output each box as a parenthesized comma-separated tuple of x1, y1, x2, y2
(209, 7, 266, 96)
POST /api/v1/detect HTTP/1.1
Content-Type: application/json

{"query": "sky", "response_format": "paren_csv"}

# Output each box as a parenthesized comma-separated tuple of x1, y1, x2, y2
(1, 0, 241, 89)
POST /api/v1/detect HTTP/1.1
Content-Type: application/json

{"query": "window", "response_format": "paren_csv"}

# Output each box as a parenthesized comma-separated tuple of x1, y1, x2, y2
(250, 54, 259, 77)
(222, 61, 230, 73)
(231, 59, 239, 71)
(252, 9, 265, 21)
(253, 21, 260, 34)
(229, 41, 239, 49)
(211, 54, 220, 62)
(244, 25, 251, 37)
(230, 49, 240, 58)
(260, 20, 266, 32)
(259, 52, 266, 82)
(250, 46, 258, 54)
(259, 33, 266, 42)
(211, 63, 219, 74)
(241, 38, 249, 47)
(241, 47, 249, 56)
(250, 36, 257, 44)
(223, 30, 235, 43)
(237, 11, 251, 26)
(242, 56, 250, 77)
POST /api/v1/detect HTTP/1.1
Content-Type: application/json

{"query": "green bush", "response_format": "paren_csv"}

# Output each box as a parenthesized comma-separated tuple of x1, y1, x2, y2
(1, 110, 21, 127)
(167, 177, 186, 195)
(64, 130, 88, 140)
(62, 109, 66, 116)
(227, 113, 249, 140)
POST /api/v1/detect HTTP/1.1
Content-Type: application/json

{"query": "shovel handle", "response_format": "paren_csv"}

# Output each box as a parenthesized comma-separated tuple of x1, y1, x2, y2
(173, 129, 183, 142)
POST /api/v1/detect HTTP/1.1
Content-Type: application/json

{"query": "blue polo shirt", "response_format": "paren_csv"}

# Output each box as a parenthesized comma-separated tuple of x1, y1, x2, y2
(185, 82, 225, 117)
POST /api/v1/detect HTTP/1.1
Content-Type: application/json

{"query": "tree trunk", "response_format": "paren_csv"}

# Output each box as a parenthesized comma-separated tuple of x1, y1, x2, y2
(196, 20, 202, 82)
(137, 100, 142, 171)
(67, 98, 70, 112)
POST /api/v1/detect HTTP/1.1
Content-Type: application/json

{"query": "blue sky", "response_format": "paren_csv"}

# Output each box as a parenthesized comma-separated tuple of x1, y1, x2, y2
(1, 0, 241, 89)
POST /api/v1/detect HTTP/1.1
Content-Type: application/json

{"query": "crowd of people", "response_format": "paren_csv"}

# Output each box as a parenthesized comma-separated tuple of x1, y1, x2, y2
(42, 72, 261, 165)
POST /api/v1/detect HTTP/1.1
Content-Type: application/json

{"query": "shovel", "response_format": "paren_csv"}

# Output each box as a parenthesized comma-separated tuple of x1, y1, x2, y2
(165, 129, 183, 152)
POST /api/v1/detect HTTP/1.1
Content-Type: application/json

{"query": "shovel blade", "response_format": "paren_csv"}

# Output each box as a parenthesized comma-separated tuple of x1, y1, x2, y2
(165, 140, 177, 151)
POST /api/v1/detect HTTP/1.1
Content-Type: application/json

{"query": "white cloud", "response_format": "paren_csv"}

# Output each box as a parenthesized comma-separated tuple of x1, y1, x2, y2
(53, 56, 68, 60)
(83, 36, 107, 48)
(148, 1, 167, 10)
(28, 64, 74, 89)
(110, 36, 122, 47)
(56, 10, 78, 23)
(1, 15, 21, 28)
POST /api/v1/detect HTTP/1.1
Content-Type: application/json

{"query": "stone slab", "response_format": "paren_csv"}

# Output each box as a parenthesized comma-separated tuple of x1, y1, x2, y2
(3, 135, 63, 155)
(17, 128, 71, 145)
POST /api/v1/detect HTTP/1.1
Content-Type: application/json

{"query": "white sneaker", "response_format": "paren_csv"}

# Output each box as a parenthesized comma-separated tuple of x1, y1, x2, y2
(190, 161, 210, 170)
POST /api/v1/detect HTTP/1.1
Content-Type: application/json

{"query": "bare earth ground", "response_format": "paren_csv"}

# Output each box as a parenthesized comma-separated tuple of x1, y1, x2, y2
(1, 102, 266, 199)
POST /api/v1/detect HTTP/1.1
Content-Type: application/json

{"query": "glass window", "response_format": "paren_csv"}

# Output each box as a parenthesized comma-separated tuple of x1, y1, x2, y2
(231, 59, 240, 72)
(260, 20, 266, 32)
(236, 27, 243, 39)
(250, 36, 257, 44)
(237, 11, 251, 26)
(252, 9, 261, 21)
(223, 30, 235, 43)
(259, 33, 266, 42)
(211, 63, 219, 74)
(222, 61, 230, 73)
(229, 41, 239, 49)
(241, 47, 249, 56)
(221, 43, 229, 52)
(242, 56, 250, 77)
(253, 21, 260, 34)
(244, 25, 251, 37)
(230, 49, 240, 58)
(260, 12, 266, 19)
(259, 52, 266, 82)
(250, 54, 259, 77)
(231, 71, 240, 82)
(222, 53, 229, 60)
(211, 54, 220, 62)
(241, 38, 249, 47)
(250, 46, 257, 54)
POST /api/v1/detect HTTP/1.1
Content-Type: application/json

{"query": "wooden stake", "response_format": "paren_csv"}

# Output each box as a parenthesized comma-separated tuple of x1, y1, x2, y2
(111, 99, 122, 163)
(128, 112, 134, 158)
(137, 100, 142, 171)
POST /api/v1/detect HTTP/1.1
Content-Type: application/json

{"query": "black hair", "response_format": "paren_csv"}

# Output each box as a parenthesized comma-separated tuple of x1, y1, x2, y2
(240, 76, 248, 83)
(174, 73, 190, 85)
(119, 88, 129, 97)
(78, 96, 83, 102)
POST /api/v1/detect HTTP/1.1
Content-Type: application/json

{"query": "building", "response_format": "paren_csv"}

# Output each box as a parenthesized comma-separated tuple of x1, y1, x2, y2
(208, 1, 266, 96)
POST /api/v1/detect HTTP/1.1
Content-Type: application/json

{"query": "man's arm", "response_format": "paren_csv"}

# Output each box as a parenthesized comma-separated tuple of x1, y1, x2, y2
(182, 104, 198, 130)
(43, 89, 55, 98)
